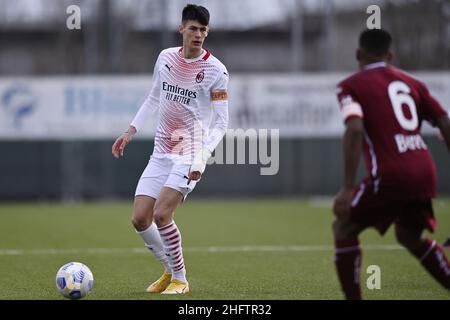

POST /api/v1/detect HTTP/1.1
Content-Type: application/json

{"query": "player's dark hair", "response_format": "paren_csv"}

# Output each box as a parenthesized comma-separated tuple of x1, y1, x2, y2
(182, 4, 210, 26)
(359, 29, 392, 56)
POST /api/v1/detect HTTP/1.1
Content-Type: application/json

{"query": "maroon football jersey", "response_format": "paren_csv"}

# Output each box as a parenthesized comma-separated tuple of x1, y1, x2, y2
(337, 62, 447, 198)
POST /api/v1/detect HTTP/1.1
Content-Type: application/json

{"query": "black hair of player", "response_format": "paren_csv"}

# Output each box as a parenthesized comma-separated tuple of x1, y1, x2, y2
(359, 29, 392, 57)
(182, 4, 210, 26)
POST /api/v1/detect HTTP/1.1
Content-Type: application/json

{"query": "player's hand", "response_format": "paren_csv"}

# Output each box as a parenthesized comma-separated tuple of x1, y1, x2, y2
(112, 132, 133, 158)
(333, 188, 354, 218)
(186, 148, 211, 184)
(186, 170, 202, 185)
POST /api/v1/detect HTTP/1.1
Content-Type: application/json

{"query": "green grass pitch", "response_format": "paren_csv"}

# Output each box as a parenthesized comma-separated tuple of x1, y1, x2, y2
(0, 198, 449, 300)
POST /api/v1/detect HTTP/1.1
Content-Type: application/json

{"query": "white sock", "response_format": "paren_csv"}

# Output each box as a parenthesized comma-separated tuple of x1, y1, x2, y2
(158, 221, 187, 283)
(136, 223, 171, 273)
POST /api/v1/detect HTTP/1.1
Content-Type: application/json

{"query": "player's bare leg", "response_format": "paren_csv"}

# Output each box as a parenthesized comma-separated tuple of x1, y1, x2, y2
(132, 195, 172, 292)
(132, 195, 155, 231)
(395, 223, 450, 290)
(332, 217, 365, 300)
(154, 187, 190, 294)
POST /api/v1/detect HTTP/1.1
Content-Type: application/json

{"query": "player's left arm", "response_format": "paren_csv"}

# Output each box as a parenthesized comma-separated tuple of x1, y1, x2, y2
(113, 54, 162, 158)
(188, 68, 229, 182)
(205, 76, 229, 154)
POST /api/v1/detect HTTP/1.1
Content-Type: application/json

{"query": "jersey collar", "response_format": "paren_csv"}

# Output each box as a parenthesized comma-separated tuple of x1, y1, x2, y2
(178, 47, 210, 63)
(363, 61, 387, 70)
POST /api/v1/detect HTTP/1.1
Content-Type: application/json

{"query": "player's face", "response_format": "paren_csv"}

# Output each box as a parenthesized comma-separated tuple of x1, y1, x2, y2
(179, 20, 209, 53)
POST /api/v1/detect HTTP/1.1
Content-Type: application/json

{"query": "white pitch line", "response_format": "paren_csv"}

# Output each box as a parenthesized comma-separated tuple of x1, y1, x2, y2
(0, 244, 404, 256)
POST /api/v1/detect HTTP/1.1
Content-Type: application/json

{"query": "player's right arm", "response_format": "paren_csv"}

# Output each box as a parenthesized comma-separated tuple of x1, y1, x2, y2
(334, 118, 364, 218)
(419, 82, 450, 151)
(111, 52, 163, 158)
(112, 126, 137, 158)
(333, 83, 364, 218)
(342, 118, 364, 190)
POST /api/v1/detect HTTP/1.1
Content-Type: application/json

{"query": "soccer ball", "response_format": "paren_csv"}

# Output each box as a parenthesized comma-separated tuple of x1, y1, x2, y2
(55, 262, 94, 299)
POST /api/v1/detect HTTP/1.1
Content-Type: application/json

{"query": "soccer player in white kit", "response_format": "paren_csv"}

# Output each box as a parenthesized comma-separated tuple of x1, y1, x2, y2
(112, 4, 229, 294)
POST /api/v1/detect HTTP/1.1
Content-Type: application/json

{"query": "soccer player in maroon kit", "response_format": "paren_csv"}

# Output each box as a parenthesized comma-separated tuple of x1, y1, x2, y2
(333, 29, 450, 300)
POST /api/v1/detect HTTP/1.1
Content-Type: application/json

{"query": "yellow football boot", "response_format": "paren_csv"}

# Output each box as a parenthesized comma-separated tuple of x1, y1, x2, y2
(145, 272, 172, 293)
(161, 279, 190, 295)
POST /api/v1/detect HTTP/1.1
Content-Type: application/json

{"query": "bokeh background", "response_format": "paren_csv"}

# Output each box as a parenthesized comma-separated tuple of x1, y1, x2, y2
(1, 0, 449, 201)
(1, 0, 450, 301)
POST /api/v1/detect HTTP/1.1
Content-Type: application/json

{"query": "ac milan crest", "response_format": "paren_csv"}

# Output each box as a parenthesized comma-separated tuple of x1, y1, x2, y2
(195, 70, 205, 83)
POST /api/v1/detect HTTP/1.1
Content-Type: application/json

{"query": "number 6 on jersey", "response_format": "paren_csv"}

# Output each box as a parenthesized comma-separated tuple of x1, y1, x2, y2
(388, 81, 418, 131)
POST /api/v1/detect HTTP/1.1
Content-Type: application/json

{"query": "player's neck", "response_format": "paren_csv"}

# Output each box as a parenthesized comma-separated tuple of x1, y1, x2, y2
(183, 47, 204, 59)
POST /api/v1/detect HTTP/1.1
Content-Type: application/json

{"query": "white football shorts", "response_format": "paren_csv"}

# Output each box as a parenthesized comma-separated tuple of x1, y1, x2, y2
(135, 155, 198, 200)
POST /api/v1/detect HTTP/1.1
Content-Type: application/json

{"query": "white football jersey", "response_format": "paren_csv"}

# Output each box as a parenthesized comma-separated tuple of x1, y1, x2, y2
(131, 47, 229, 164)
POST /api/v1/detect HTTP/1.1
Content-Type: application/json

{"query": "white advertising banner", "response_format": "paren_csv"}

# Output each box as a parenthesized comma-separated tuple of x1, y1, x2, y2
(0, 76, 154, 140)
(0, 73, 448, 139)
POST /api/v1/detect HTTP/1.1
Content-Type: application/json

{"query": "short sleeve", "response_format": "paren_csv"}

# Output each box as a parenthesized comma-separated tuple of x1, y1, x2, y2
(336, 82, 363, 124)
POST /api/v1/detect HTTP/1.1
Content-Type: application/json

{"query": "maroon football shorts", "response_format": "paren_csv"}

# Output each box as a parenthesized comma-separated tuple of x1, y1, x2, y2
(349, 181, 436, 235)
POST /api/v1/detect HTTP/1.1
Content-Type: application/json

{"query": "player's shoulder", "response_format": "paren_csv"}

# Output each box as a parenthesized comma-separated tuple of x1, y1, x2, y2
(154, 47, 181, 67)
(205, 50, 229, 74)
(388, 66, 426, 89)
(337, 72, 360, 93)
(158, 46, 182, 57)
